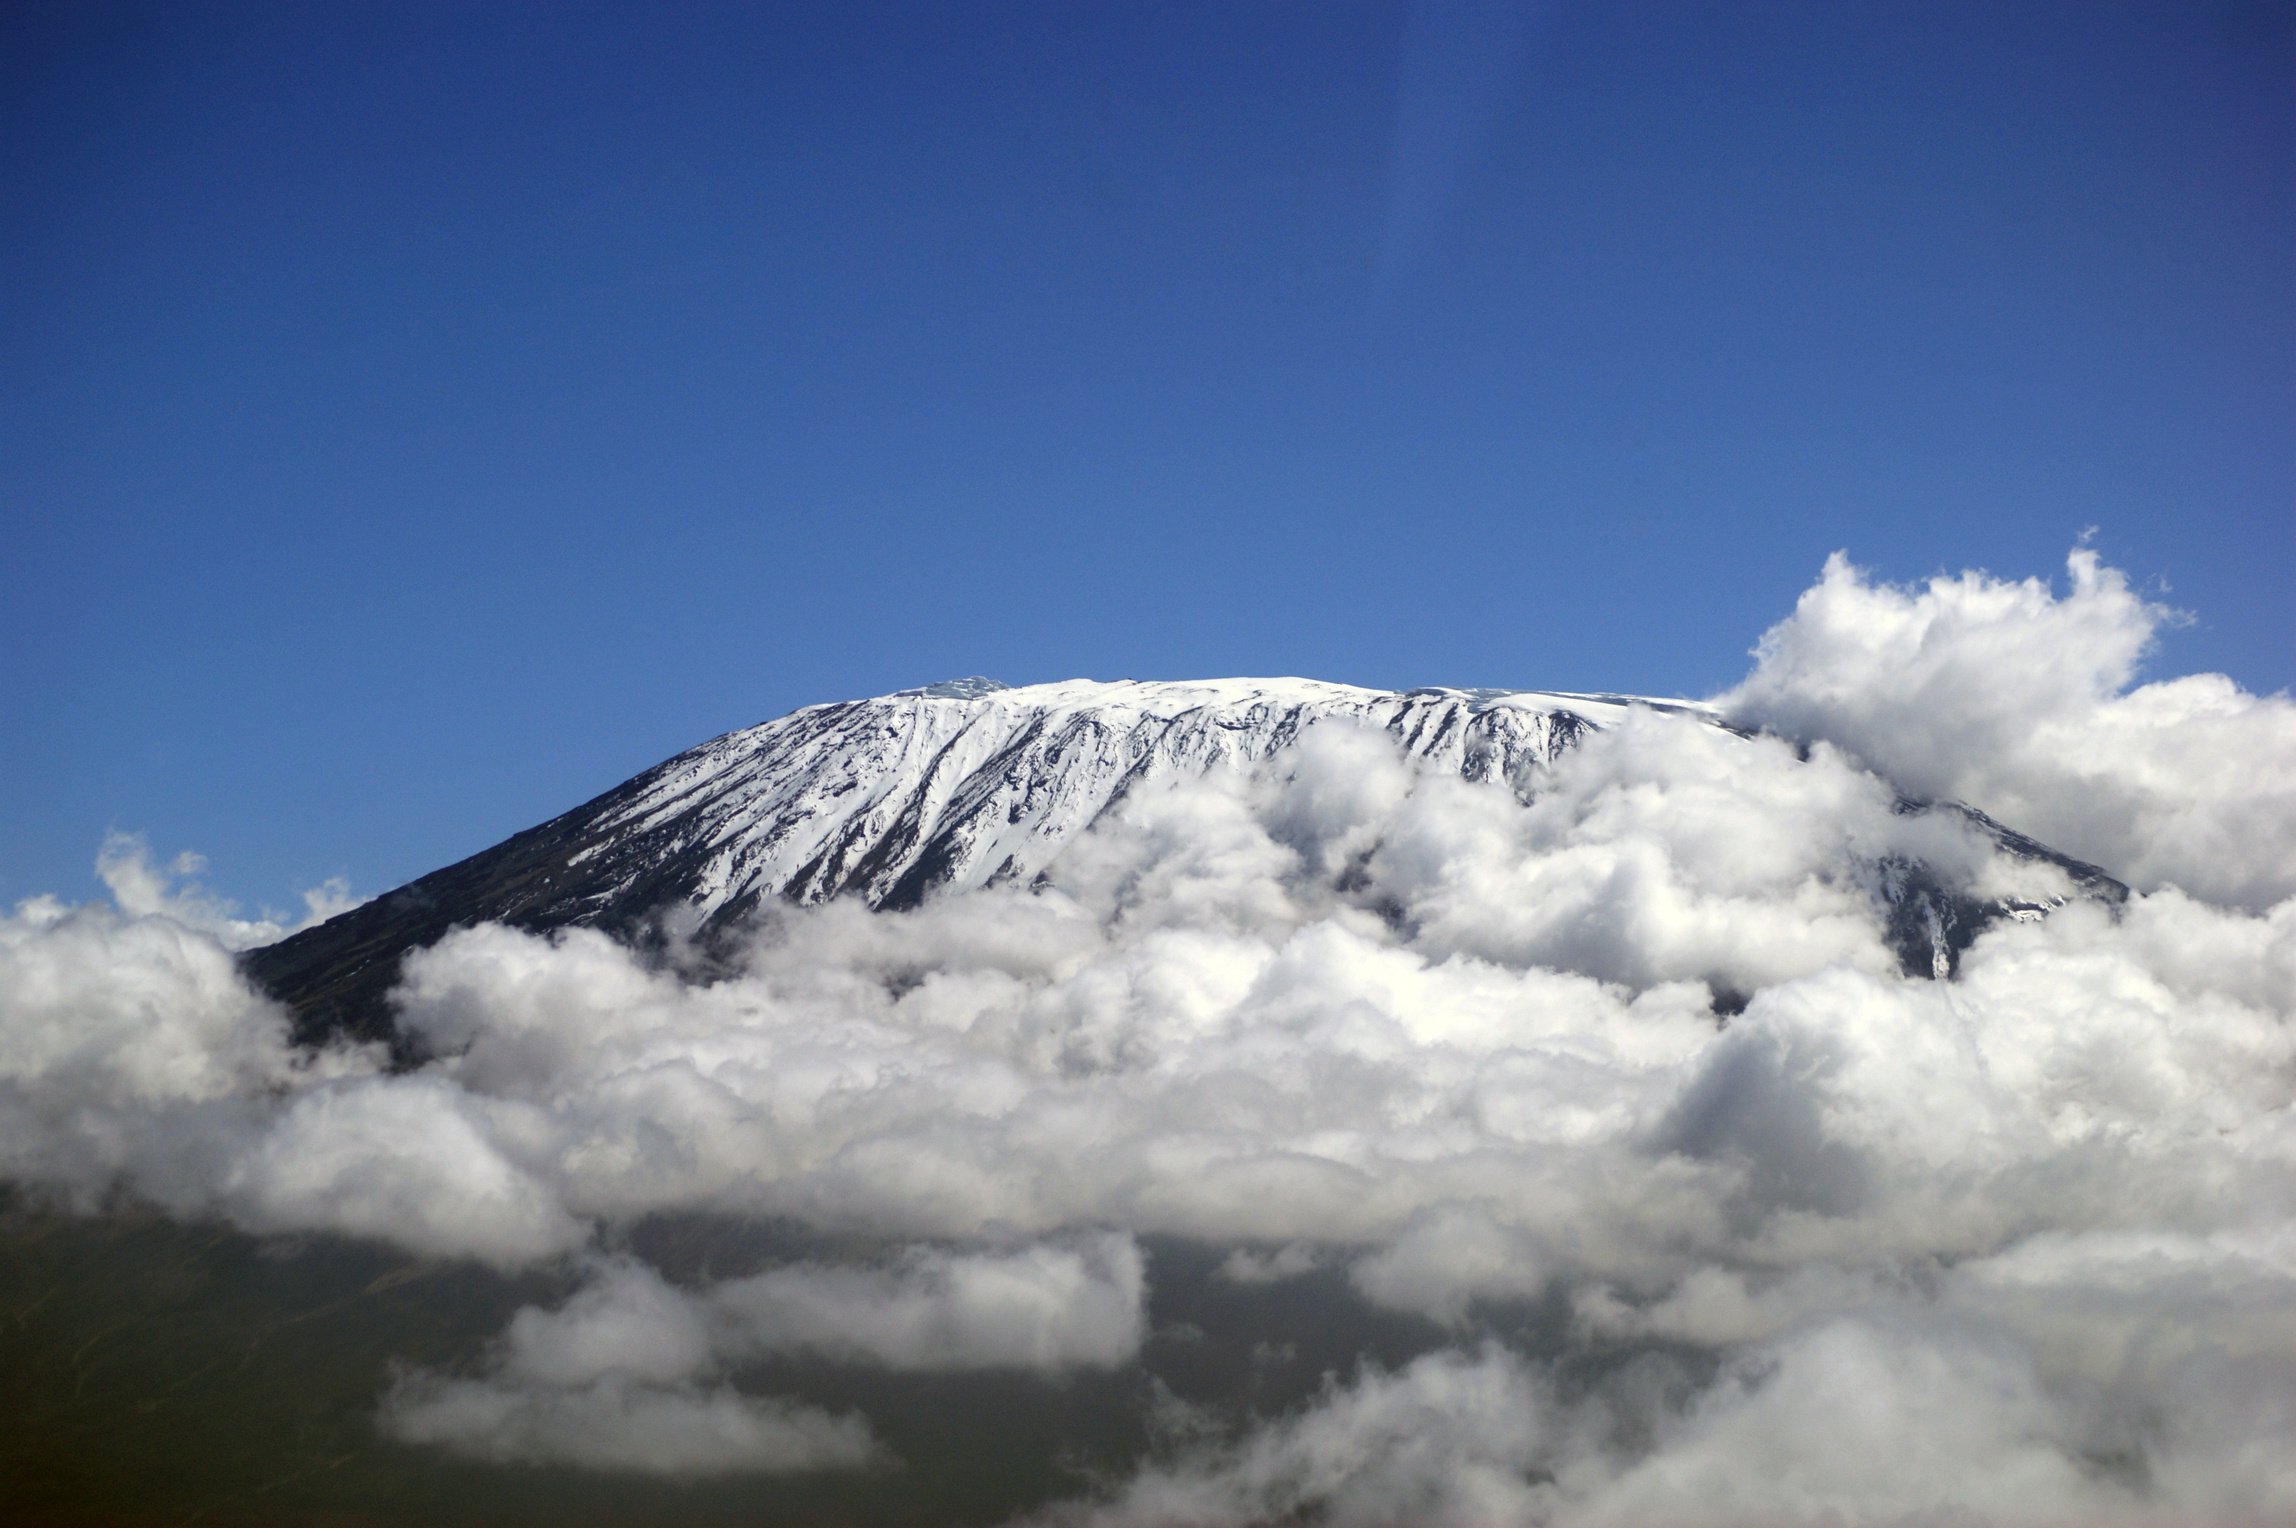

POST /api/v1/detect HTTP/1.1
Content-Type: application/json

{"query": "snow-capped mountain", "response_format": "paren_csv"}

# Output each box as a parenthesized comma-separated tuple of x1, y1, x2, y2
(245, 678, 2120, 1047)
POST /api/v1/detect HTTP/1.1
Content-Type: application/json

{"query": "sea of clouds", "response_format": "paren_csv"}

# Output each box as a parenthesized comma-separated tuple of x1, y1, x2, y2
(3, 550, 2291, 1525)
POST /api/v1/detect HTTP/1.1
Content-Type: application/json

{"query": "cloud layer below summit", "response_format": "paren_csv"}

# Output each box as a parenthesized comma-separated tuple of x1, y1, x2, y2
(2, 549, 2292, 1521)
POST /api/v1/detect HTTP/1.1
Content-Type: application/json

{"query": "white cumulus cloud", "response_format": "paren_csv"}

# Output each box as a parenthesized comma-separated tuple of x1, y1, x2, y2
(1, 548, 2291, 1515)
(1721, 548, 2296, 909)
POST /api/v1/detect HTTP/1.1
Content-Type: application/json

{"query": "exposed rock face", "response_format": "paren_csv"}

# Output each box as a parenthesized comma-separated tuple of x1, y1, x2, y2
(1875, 801, 2127, 979)
(242, 678, 2122, 1049)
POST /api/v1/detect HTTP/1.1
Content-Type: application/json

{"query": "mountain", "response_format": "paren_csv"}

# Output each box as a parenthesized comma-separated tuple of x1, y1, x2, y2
(243, 678, 2124, 1050)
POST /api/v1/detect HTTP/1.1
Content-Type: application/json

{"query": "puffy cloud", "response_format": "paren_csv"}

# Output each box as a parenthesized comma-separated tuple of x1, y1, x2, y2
(382, 1376, 879, 1476)
(381, 1258, 879, 1476)
(0, 891, 369, 1213)
(1371, 714, 1912, 992)
(376, 1248, 877, 1477)
(711, 1232, 1147, 1372)
(1045, 1345, 1562, 1528)
(1350, 1206, 1549, 1326)
(1066, 1309, 2296, 1526)
(220, 1075, 588, 1268)
(1721, 549, 2296, 908)
(1576, 1315, 2114, 1526)
(382, 1237, 1142, 1475)
(96, 832, 360, 951)
(13, 739, 2288, 1277)
(3, 550, 2292, 1512)
(496, 1255, 720, 1386)
(0, 894, 298, 1113)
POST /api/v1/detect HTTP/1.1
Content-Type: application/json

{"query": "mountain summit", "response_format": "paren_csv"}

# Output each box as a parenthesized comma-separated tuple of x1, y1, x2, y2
(244, 678, 2120, 1048)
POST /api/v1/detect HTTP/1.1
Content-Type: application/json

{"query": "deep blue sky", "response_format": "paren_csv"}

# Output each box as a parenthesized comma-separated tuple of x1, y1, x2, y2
(4, 1, 2290, 912)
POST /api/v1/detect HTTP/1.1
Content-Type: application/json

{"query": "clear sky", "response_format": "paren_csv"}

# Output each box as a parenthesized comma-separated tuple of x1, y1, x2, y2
(4, 1, 2290, 913)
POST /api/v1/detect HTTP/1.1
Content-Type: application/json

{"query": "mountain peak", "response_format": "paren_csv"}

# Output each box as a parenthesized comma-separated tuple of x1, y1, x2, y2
(900, 676, 1010, 700)
(242, 677, 2118, 1051)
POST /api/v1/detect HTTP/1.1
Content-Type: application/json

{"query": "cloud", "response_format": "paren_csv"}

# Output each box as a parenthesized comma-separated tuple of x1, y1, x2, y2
(96, 832, 360, 951)
(1042, 1344, 1561, 1528)
(381, 1256, 879, 1476)
(1721, 549, 2296, 909)
(0, 890, 370, 1213)
(710, 1232, 1147, 1372)
(381, 1237, 1142, 1474)
(382, 1376, 880, 1476)
(1577, 1314, 2114, 1526)
(2, 548, 2291, 1512)
(1351, 1205, 1549, 1326)
(221, 1075, 588, 1268)
(1063, 1307, 2296, 1526)
(1217, 1242, 1327, 1285)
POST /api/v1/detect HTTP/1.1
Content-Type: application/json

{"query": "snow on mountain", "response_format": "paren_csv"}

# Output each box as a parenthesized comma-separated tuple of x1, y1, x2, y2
(241, 678, 2112, 1048)
(566, 678, 1700, 919)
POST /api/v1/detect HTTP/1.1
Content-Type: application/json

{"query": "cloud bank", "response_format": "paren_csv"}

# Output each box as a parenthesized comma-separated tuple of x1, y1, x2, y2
(2, 548, 2291, 1522)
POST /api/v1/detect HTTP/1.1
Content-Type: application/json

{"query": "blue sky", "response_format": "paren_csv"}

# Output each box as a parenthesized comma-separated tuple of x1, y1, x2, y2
(4, 0, 2289, 913)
